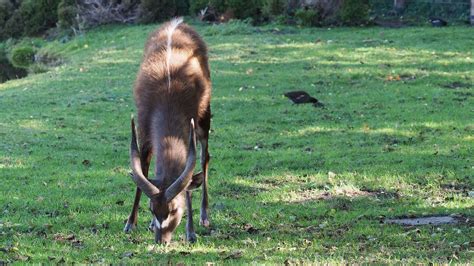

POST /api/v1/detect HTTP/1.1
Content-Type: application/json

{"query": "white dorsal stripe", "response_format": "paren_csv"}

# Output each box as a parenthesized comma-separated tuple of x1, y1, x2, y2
(166, 17, 183, 89)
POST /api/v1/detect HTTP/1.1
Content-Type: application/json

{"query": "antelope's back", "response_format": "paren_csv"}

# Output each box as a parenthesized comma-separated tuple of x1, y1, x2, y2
(134, 20, 211, 133)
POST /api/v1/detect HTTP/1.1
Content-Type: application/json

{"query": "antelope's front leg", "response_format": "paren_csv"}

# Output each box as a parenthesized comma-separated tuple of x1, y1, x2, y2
(124, 143, 151, 233)
(185, 191, 197, 242)
(124, 187, 141, 233)
(199, 140, 210, 227)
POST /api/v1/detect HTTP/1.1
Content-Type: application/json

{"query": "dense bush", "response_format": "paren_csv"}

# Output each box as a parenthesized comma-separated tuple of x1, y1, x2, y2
(189, 0, 207, 15)
(140, 0, 176, 23)
(20, 0, 62, 36)
(189, 0, 228, 16)
(0, 44, 27, 83)
(0, 0, 61, 40)
(263, 0, 287, 19)
(339, 0, 370, 25)
(2, 10, 24, 39)
(227, 0, 263, 20)
(77, 0, 140, 29)
(295, 8, 320, 26)
(175, 0, 189, 16)
(0, 0, 470, 41)
(58, 0, 77, 29)
(0, 1, 13, 27)
(0, 0, 15, 39)
(10, 46, 35, 68)
(369, 0, 470, 21)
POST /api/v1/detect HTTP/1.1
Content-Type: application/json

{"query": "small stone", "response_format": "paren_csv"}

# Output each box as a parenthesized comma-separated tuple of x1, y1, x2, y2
(121, 252, 134, 258)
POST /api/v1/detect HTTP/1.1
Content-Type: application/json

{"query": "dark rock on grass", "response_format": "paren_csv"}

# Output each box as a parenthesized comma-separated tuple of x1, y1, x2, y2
(430, 18, 448, 27)
(441, 82, 472, 90)
(284, 90, 324, 108)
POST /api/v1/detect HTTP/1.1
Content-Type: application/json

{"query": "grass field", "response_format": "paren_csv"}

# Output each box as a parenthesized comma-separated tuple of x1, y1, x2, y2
(1, 20, 473, 263)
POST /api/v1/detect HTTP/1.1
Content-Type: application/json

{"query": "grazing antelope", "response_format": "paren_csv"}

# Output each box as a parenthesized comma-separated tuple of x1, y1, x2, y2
(124, 18, 212, 244)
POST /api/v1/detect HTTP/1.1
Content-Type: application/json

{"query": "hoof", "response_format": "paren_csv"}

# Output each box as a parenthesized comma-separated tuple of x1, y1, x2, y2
(199, 218, 210, 228)
(186, 232, 197, 243)
(123, 222, 135, 233)
(148, 219, 155, 232)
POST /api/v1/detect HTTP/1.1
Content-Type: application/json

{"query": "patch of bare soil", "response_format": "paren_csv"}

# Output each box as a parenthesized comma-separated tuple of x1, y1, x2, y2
(384, 215, 470, 226)
(288, 187, 399, 203)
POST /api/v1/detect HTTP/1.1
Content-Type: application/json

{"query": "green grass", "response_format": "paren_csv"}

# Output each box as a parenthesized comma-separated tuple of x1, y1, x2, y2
(1, 21, 473, 263)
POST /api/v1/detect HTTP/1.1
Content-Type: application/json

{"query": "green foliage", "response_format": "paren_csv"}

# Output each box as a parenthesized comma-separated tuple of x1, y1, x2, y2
(295, 8, 320, 26)
(262, 0, 286, 19)
(10, 45, 35, 68)
(0, 0, 15, 40)
(2, 8, 24, 39)
(189, 0, 207, 15)
(175, 0, 189, 16)
(57, 0, 77, 29)
(0, 43, 27, 82)
(192, 0, 262, 20)
(18, 0, 61, 36)
(28, 62, 49, 74)
(1, 0, 61, 40)
(227, 0, 263, 20)
(339, 0, 370, 25)
(140, 0, 177, 23)
(0, 0, 14, 36)
(189, 0, 228, 15)
(369, 0, 470, 22)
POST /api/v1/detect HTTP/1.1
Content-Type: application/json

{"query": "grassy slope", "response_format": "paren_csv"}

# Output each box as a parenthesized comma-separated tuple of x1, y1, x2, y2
(0, 22, 473, 263)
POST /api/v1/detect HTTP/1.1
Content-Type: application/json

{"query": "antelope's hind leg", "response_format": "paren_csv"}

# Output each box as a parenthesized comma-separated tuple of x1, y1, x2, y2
(185, 191, 197, 242)
(197, 106, 211, 228)
(124, 143, 152, 233)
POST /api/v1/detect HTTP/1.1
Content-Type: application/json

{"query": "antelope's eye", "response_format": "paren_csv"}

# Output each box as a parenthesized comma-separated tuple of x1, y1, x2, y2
(170, 209, 178, 215)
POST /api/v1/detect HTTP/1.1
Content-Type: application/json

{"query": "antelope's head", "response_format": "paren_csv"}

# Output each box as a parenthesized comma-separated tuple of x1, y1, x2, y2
(129, 117, 201, 244)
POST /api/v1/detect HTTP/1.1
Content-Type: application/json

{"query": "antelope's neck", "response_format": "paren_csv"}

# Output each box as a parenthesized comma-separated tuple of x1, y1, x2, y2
(153, 131, 188, 188)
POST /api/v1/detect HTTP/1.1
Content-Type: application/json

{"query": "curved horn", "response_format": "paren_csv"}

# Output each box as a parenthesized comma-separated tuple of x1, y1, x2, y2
(165, 119, 197, 202)
(130, 115, 160, 198)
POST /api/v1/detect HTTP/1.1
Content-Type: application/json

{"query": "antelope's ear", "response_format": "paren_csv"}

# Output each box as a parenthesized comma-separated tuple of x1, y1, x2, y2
(187, 172, 204, 190)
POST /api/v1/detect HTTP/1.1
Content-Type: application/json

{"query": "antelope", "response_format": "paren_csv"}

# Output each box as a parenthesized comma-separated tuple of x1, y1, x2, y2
(123, 18, 212, 244)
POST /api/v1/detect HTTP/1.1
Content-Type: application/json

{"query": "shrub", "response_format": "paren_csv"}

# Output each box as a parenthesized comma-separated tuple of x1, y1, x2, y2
(0, 0, 14, 39)
(0, 1, 13, 26)
(227, 0, 263, 20)
(1, 0, 61, 40)
(19, 0, 61, 36)
(28, 63, 49, 74)
(140, 0, 176, 23)
(175, 0, 189, 16)
(295, 8, 320, 26)
(0, 46, 27, 82)
(58, 0, 77, 29)
(2, 10, 24, 39)
(189, 0, 207, 15)
(189, 0, 227, 16)
(317, 0, 343, 22)
(262, 0, 286, 19)
(339, 0, 370, 26)
(77, 0, 140, 29)
(10, 46, 35, 68)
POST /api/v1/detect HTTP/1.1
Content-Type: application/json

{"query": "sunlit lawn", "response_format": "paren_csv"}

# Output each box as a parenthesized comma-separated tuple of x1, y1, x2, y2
(0, 21, 473, 263)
